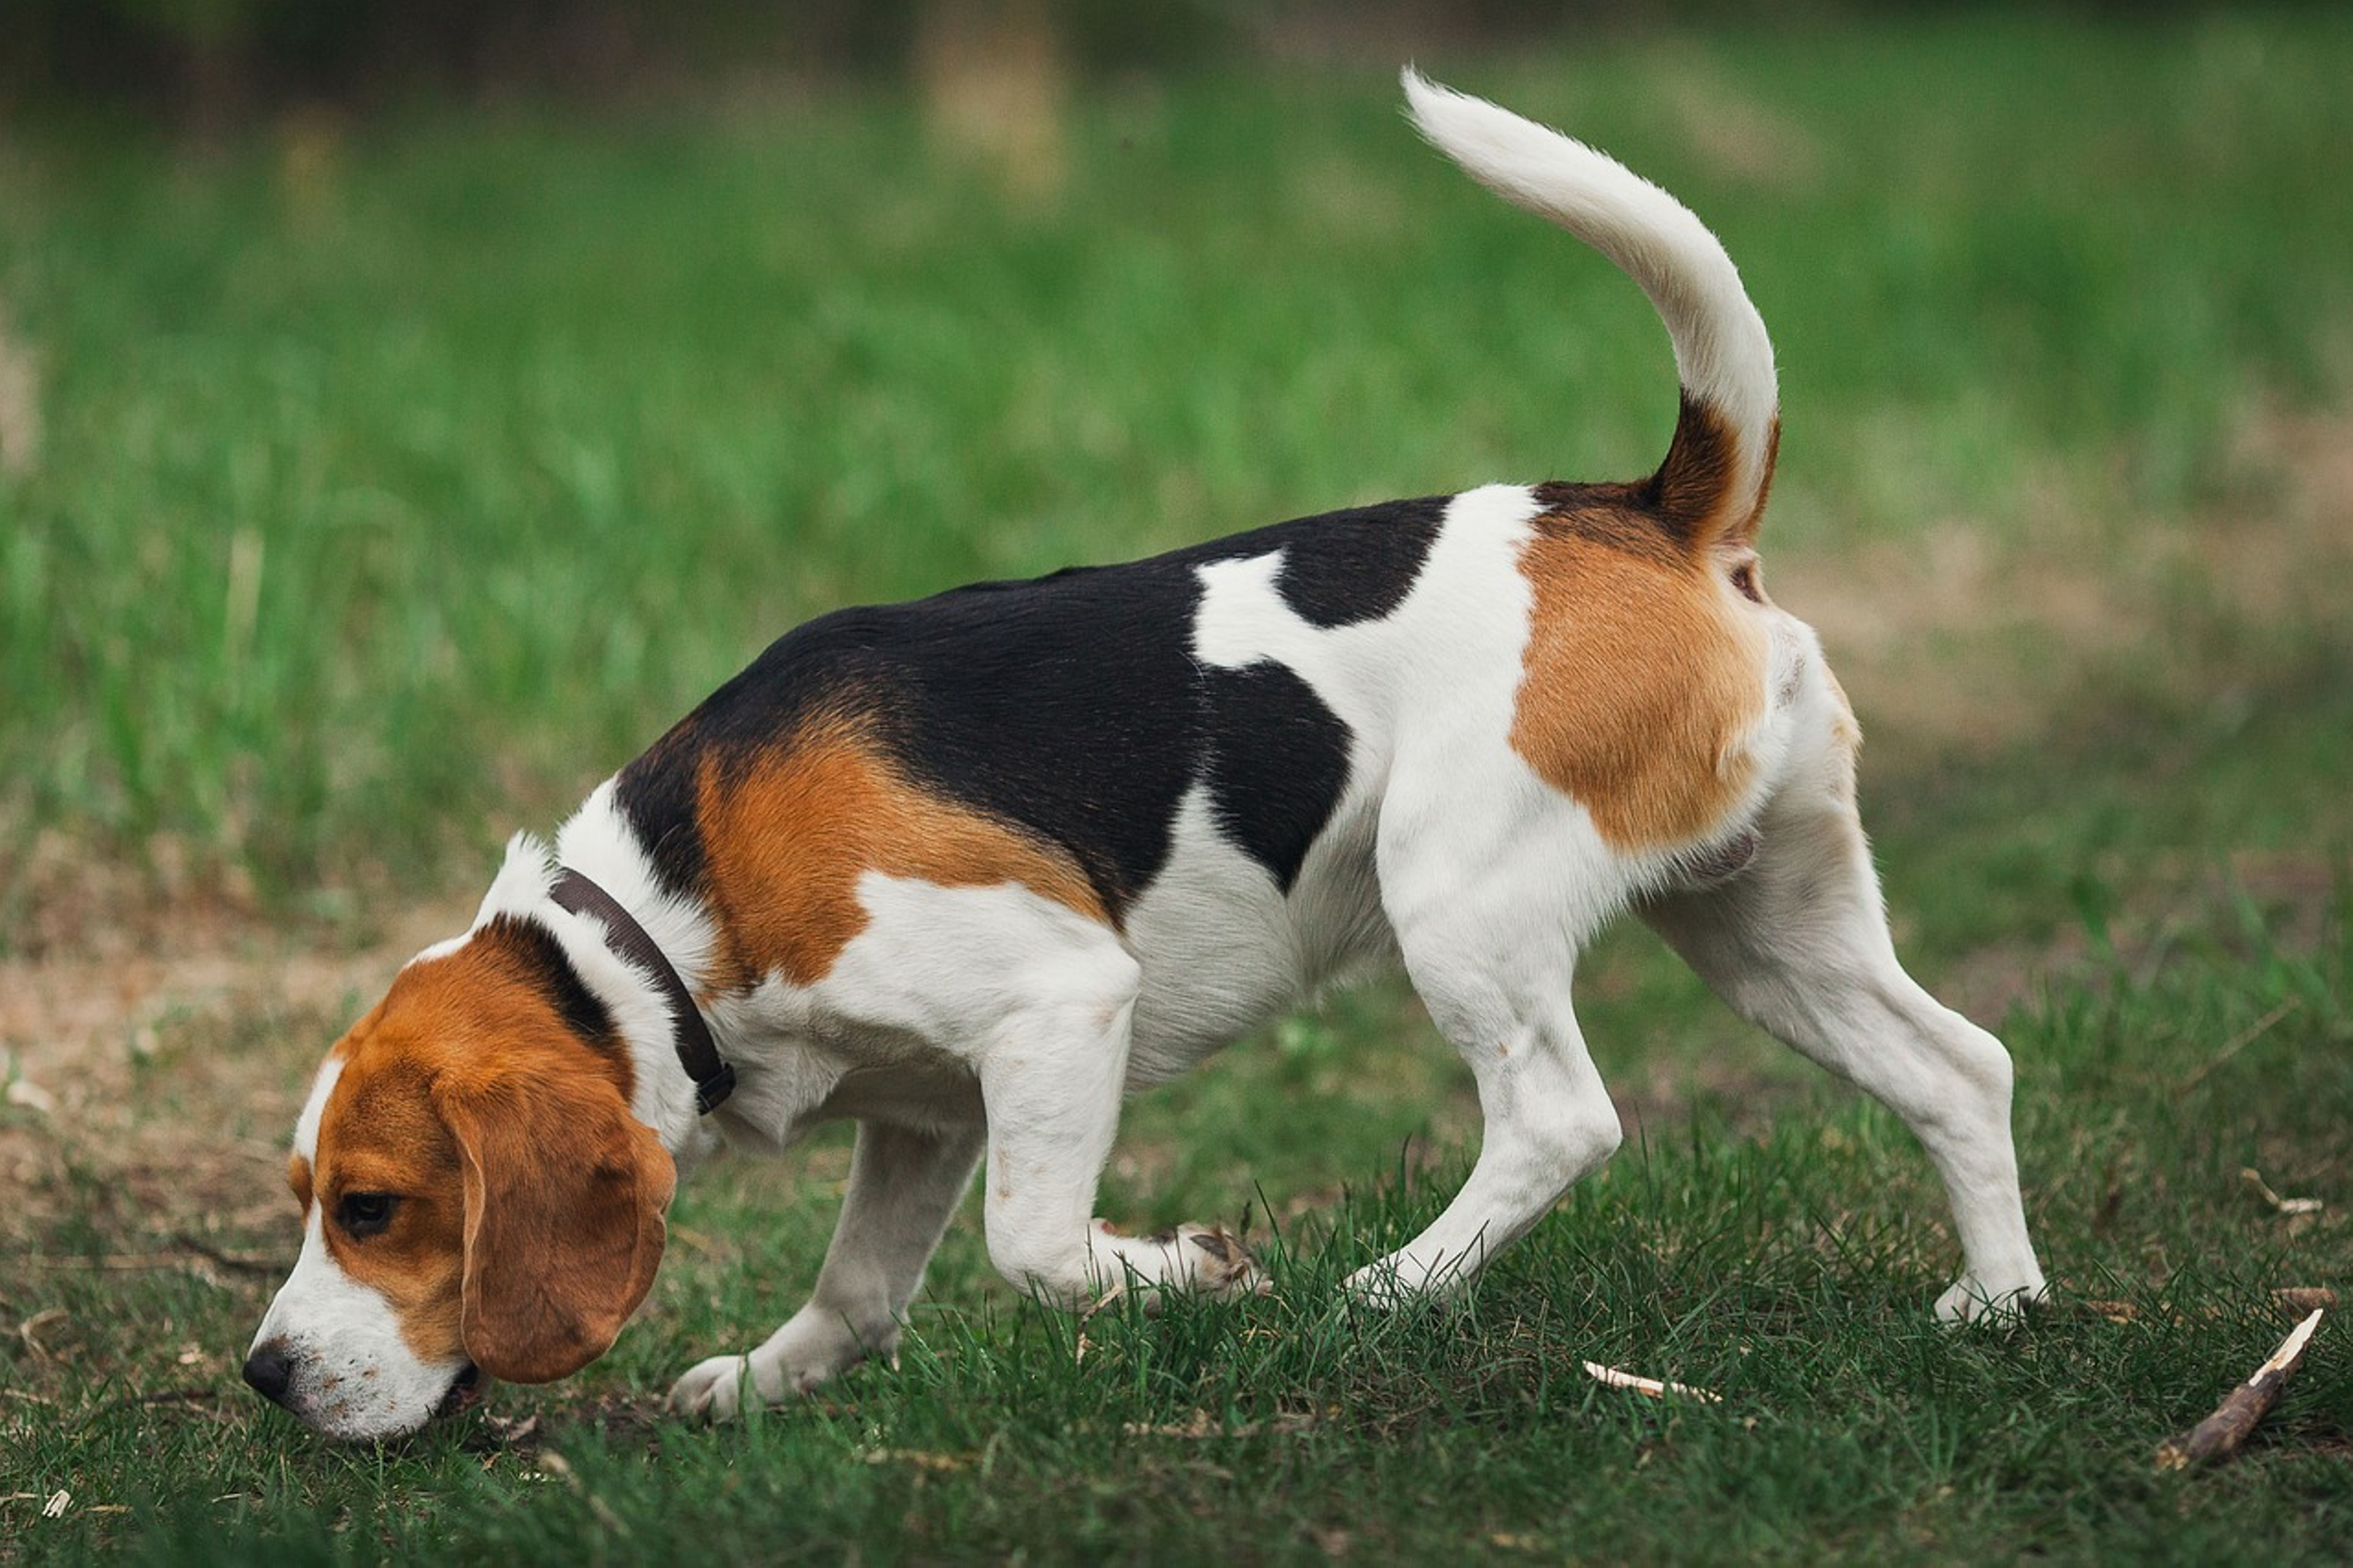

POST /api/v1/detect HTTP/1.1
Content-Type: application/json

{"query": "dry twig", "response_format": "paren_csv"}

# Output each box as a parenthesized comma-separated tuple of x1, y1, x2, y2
(2154, 1308, 2324, 1469)
(2241, 1168, 2324, 1217)
(171, 1232, 283, 1276)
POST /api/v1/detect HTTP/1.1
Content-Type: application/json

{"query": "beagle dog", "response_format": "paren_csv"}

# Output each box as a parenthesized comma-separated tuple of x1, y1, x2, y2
(244, 72, 2047, 1441)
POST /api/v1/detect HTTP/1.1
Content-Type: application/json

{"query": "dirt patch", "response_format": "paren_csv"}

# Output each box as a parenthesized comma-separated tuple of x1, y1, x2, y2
(1935, 847, 2346, 1029)
(1654, 48, 1825, 189)
(1771, 523, 2128, 758)
(1, 898, 471, 1248)
(0, 307, 40, 476)
(2181, 413, 2352, 631)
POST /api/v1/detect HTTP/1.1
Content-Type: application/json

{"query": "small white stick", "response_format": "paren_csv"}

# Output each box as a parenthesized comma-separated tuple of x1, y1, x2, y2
(1582, 1360, 1723, 1403)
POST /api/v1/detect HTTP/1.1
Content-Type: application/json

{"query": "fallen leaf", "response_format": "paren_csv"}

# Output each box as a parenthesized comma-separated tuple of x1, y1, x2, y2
(18, 1309, 68, 1362)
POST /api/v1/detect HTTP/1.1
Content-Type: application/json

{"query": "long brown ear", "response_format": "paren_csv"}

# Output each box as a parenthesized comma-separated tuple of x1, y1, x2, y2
(441, 1074, 676, 1384)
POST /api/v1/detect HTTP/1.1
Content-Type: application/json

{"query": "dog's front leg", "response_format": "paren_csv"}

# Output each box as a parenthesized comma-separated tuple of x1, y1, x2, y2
(670, 1118, 985, 1420)
(976, 953, 1262, 1307)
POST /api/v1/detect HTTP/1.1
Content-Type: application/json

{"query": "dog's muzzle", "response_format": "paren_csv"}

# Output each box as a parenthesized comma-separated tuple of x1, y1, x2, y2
(240, 1336, 482, 1434)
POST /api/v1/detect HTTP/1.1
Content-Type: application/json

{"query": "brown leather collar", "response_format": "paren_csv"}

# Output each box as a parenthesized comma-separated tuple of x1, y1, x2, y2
(550, 867, 735, 1116)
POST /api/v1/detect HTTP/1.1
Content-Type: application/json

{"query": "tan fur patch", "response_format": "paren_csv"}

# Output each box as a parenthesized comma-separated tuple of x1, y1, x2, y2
(696, 717, 1109, 990)
(1511, 502, 1770, 850)
(316, 1048, 469, 1364)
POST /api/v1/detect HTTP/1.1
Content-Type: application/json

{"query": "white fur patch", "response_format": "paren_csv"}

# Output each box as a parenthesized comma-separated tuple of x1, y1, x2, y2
(472, 830, 559, 928)
(406, 796, 727, 1168)
(556, 781, 720, 990)
(1123, 784, 1310, 1084)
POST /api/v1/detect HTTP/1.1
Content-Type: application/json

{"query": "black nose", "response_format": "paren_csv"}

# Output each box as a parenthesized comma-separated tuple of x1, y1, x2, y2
(243, 1340, 295, 1407)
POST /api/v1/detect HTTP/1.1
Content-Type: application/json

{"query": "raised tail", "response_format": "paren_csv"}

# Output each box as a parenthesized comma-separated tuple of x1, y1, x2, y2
(1401, 68, 1779, 551)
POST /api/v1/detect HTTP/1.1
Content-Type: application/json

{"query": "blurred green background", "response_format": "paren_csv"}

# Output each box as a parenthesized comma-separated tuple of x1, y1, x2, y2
(4, 1, 2346, 940)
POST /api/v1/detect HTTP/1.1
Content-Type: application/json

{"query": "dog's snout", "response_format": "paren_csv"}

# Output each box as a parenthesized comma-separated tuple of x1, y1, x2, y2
(243, 1339, 296, 1407)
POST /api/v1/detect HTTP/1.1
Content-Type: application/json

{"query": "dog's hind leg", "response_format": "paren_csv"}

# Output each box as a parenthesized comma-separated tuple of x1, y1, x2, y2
(1639, 792, 2047, 1321)
(1349, 798, 1627, 1301)
(1346, 966, 1622, 1301)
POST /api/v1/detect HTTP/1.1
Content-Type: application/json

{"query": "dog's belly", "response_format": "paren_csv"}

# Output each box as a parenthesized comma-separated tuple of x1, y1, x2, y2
(1121, 784, 1392, 1087)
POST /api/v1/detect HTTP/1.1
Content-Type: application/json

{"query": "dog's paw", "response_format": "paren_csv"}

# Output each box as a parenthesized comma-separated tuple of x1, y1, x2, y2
(669, 1310, 893, 1419)
(1108, 1221, 1267, 1300)
(667, 1349, 854, 1421)
(1934, 1274, 2047, 1325)
(1341, 1244, 1476, 1307)
(1165, 1223, 1268, 1297)
(669, 1354, 759, 1422)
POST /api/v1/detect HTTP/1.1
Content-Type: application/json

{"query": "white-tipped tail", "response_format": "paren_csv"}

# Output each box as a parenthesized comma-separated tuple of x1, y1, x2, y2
(1402, 68, 1778, 542)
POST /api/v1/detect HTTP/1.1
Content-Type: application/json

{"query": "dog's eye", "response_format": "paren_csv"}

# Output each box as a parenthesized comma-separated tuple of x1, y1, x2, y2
(336, 1192, 397, 1238)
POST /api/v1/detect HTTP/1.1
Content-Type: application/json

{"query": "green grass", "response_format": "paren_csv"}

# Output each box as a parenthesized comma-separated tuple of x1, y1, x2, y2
(5, 10, 2353, 1564)
(7, 849, 2352, 1562)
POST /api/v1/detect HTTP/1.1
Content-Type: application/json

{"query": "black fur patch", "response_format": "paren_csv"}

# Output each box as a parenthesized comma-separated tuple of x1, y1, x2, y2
(481, 915, 618, 1049)
(1644, 391, 1745, 547)
(1529, 393, 1750, 560)
(1202, 661, 1352, 892)
(1270, 497, 1448, 627)
(614, 498, 1447, 917)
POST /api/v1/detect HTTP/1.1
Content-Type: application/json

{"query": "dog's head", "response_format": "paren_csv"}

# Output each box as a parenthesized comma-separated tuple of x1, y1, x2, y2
(244, 907, 675, 1441)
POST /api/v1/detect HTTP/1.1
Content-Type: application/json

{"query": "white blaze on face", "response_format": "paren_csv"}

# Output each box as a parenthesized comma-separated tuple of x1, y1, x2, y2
(249, 1055, 467, 1441)
(292, 1055, 342, 1166)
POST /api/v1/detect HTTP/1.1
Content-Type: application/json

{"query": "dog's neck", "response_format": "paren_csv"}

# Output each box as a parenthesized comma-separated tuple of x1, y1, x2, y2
(540, 780, 735, 1168)
(542, 776, 953, 1169)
